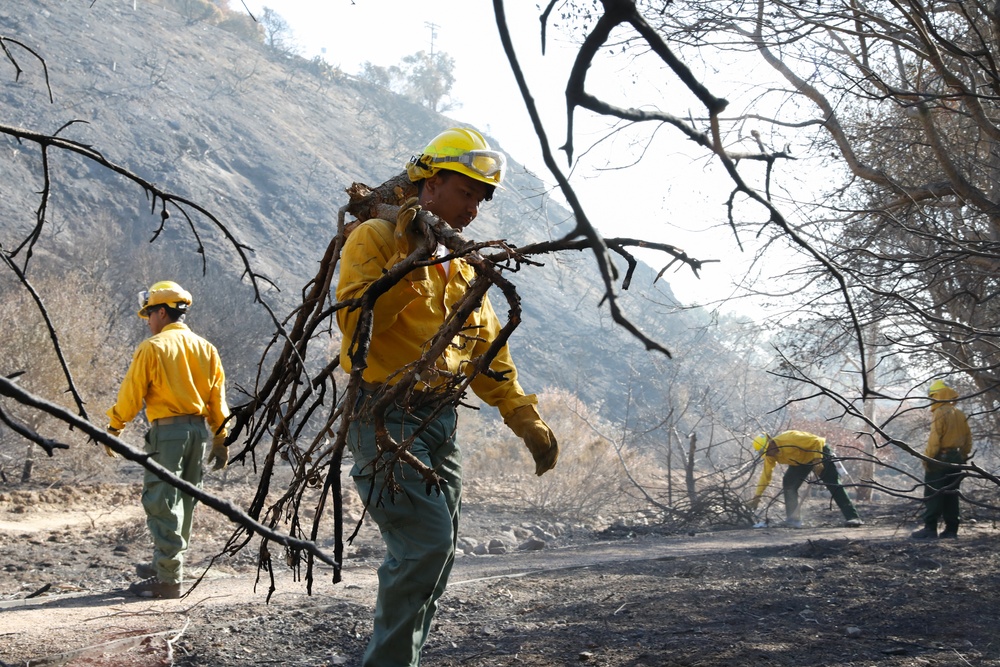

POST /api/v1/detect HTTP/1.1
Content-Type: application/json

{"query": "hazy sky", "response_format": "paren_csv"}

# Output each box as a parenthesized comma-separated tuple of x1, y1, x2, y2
(241, 0, 766, 311)
(242, 2, 559, 167)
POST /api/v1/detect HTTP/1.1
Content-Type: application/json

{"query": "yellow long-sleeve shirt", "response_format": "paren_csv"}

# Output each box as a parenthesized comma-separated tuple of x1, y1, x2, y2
(106, 322, 229, 444)
(754, 430, 826, 498)
(926, 387, 972, 466)
(336, 218, 535, 419)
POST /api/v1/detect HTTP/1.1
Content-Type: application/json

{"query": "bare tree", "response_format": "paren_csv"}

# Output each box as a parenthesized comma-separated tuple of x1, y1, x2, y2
(644, 0, 999, 408)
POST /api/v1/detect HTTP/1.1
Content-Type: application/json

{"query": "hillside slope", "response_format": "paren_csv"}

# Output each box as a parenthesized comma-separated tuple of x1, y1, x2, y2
(0, 0, 706, 423)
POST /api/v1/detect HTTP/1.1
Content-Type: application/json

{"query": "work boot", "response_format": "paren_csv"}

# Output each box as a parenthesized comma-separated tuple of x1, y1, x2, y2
(910, 524, 938, 539)
(939, 523, 959, 539)
(128, 577, 181, 599)
(844, 518, 864, 528)
(135, 562, 157, 579)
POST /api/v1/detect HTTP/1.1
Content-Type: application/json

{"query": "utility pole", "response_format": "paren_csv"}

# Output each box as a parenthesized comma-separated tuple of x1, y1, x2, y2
(425, 21, 439, 56)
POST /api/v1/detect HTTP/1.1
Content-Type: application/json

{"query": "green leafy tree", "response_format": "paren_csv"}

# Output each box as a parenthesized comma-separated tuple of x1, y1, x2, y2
(358, 61, 402, 90)
(401, 50, 456, 112)
(358, 50, 456, 112)
(260, 6, 297, 56)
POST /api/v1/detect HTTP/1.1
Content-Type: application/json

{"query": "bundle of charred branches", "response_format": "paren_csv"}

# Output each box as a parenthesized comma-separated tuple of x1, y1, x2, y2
(219, 171, 532, 593)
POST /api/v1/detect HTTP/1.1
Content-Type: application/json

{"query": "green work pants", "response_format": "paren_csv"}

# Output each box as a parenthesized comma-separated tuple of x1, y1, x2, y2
(782, 445, 860, 522)
(141, 420, 208, 585)
(921, 449, 965, 529)
(347, 394, 461, 667)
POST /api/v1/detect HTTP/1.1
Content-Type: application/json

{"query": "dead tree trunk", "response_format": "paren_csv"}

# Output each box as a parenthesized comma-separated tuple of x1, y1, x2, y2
(856, 324, 878, 502)
(21, 442, 34, 483)
(666, 429, 673, 506)
(685, 432, 697, 506)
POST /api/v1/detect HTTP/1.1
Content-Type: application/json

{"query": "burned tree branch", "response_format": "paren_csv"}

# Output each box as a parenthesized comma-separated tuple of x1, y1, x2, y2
(0, 375, 337, 567)
(0, 35, 53, 101)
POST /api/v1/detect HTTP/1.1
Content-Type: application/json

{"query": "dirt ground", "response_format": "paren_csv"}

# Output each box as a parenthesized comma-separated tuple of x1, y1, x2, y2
(2, 482, 999, 667)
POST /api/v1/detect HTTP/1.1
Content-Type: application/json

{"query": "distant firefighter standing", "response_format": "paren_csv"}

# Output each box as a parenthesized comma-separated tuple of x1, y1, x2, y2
(105, 281, 230, 599)
(911, 380, 972, 539)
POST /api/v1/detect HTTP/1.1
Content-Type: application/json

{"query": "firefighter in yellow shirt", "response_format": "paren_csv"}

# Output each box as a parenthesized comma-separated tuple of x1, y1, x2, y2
(747, 430, 863, 528)
(106, 281, 230, 599)
(336, 127, 558, 667)
(911, 380, 972, 539)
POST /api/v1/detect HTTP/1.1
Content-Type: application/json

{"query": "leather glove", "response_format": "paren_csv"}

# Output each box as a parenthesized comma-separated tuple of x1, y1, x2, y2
(395, 196, 424, 256)
(105, 427, 121, 458)
(812, 462, 825, 478)
(747, 496, 761, 511)
(504, 405, 558, 476)
(207, 441, 229, 471)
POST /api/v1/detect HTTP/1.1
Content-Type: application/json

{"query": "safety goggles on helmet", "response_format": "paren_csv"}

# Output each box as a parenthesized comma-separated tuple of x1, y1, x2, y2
(416, 150, 506, 183)
(137, 290, 163, 318)
(137, 285, 190, 318)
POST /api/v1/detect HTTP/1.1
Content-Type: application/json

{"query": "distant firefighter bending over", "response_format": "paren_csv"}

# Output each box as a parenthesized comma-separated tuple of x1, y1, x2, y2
(747, 430, 863, 528)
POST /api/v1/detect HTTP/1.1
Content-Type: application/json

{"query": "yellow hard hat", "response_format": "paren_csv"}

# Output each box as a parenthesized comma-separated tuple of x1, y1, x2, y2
(137, 280, 192, 319)
(405, 127, 506, 189)
(752, 434, 769, 451)
(928, 379, 949, 396)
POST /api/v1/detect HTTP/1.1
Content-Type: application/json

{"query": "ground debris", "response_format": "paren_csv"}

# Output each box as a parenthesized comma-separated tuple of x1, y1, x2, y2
(3, 490, 1000, 666)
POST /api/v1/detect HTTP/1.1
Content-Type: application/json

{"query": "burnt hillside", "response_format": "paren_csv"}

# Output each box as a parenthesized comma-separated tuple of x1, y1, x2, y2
(0, 0, 714, 424)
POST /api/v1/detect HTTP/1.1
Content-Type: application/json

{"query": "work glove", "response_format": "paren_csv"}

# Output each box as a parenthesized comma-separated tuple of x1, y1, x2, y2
(812, 462, 825, 478)
(746, 496, 761, 511)
(395, 196, 425, 257)
(207, 441, 229, 471)
(504, 404, 558, 476)
(104, 427, 121, 458)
